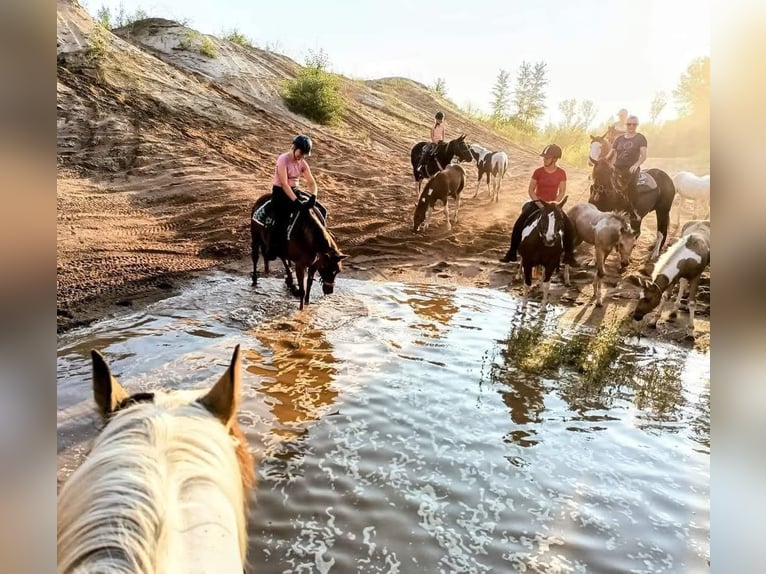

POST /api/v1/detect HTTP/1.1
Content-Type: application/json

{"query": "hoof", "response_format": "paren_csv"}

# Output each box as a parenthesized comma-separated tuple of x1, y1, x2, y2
(684, 332, 695, 342)
(648, 322, 658, 330)
(595, 300, 603, 308)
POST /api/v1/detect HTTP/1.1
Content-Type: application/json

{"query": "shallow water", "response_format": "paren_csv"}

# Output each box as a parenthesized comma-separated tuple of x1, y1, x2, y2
(57, 272, 709, 573)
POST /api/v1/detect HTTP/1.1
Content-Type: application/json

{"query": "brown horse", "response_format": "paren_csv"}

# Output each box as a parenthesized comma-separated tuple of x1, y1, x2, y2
(588, 135, 675, 260)
(413, 164, 466, 232)
(250, 194, 347, 310)
(410, 135, 473, 195)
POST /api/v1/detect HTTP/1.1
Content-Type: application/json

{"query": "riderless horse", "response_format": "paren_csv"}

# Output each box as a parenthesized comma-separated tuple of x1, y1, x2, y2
(468, 143, 508, 202)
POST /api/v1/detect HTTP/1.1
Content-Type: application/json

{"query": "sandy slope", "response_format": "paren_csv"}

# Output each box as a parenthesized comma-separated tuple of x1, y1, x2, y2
(56, 0, 708, 347)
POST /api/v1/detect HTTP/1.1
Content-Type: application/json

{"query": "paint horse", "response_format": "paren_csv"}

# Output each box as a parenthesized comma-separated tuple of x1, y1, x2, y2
(468, 143, 509, 202)
(672, 171, 710, 224)
(629, 219, 710, 339)
(588, 135, 676, 260)
(413, 164, 466, 232)
(564, 203, 638, 307)
(251, 194, 347, 310)
(57, 346, 254, 574)
(517, 196, 569, 309)
(410, 134, 473, 195)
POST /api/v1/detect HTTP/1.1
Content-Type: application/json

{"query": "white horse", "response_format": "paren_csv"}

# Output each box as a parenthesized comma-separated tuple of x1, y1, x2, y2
(673, 171, 710, 223)
(57, 346, 254, 574)
(469, 144, 509, 202)
(564, 203, 638, 306)
(629, 220, 710, 339)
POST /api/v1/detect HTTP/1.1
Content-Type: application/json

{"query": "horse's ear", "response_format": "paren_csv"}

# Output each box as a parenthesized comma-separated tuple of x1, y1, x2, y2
(199, 345, 241, 428)
(557, 195, 569, 209)
(589, 135, 596, 142)
(92, 350, 129, 418)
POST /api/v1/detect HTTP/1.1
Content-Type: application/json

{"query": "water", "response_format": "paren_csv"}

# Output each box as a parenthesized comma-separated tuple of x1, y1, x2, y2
(56, 272, 710, 573)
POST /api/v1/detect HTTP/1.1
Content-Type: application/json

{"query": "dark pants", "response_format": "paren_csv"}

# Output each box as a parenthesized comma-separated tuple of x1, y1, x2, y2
(506, 201, 577, 258)
(268, 186, 328, 257)
(417, 141, 441, 172)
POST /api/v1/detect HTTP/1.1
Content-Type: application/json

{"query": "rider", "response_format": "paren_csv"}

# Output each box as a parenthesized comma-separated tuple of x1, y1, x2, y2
(498, 144, 580, 267)
(416, 111, 446, 176)
(268, 134, 318, 258)
(607, 115, 647, 181)
(612, 108, 629, 137)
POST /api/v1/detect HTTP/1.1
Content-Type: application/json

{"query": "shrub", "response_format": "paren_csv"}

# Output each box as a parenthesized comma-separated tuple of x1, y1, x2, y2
(199, 36, 217, 58)
(282, 68, 345, 125)
(222, 28, 252, 48)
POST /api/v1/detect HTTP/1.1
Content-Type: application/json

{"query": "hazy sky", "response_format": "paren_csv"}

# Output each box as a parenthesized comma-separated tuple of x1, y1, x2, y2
(83, 0, 710, 126)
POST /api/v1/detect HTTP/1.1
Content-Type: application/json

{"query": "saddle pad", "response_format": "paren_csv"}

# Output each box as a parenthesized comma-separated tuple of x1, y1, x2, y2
(252, 199, 275, 226)
(637, 171, 657, 193)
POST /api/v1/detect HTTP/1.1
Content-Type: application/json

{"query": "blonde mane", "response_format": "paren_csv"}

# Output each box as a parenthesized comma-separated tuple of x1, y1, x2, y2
(57, 391, 250, 574)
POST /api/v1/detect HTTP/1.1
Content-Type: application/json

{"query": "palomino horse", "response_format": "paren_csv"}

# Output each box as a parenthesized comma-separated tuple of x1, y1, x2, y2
(413, 164, 466, 232)
(588, 135, 676, 260)
(410, 134, 473, 195)
(564, 203, 638, 306)
(251, 194, 347, 310)
(468, 143, 508, 202)
(629, 219, 710, 340)
(518, 196, 569, 309)
(57, 346, 254, 574)
(672, 171, 710, 223)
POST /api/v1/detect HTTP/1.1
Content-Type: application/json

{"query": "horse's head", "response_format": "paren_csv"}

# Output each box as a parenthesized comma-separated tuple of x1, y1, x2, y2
(589, 134, 610, 165)
(535, 196, 568, 248)
(614, 211, 638, 268)
(627, 274, 662, 323)
(316, 248, 348, 294)
(413, 191, 429, 232)
(449, 134, 474, 163)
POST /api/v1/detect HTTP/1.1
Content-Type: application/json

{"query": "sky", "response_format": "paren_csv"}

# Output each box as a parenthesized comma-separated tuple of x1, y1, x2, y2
(82, 0, 710, 127)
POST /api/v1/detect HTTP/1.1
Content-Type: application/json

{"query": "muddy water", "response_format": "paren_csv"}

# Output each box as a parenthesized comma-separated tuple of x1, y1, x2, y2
(56, 272, 709, 573)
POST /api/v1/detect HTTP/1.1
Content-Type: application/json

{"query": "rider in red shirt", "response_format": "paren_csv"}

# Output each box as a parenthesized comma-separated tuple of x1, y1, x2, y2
(499, 144, 580, 267)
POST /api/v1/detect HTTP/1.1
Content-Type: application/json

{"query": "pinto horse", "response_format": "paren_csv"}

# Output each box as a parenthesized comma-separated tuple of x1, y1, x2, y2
(413, 164, 466, 232)
(251, 194, 347, 310)
(410, 134, 473, 195)
(588, 135, 676, 260)
(518, 196, 569, 309)
(57, 346, 254, 574)
(469, 143, 509, 202)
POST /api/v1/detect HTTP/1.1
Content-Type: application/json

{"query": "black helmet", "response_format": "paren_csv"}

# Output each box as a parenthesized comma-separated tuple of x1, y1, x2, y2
(292, 134, 312, 156)
(435, 111, 444, 120)
(540, 144, 562, 159)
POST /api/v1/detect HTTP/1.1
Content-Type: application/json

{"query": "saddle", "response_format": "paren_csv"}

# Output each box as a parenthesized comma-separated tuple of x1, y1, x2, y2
(636, 170, 657, 193)
(252, 193, 328, 243)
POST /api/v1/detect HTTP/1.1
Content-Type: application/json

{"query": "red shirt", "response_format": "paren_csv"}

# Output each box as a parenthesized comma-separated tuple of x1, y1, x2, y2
(532, 166, 566, 201)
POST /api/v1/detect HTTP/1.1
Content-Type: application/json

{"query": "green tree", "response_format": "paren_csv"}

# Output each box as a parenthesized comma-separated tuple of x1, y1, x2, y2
(673, 57, 710, 117)
(432, 77, 447, 97)
(511, 61, 548, 132)
(650, 91, 667, 123)
(490, 69, 511, 120)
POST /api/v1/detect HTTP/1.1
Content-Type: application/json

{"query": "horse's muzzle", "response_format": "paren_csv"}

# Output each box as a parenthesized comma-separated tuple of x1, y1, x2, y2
(322, 282, 334, 295)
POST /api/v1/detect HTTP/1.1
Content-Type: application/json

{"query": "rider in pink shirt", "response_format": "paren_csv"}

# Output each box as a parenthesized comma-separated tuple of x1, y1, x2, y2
(416, 111, 446, 176)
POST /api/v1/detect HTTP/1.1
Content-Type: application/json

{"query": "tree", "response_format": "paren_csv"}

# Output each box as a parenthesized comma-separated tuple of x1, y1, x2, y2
(577, 100, 596, 130)
(673, 56, 710, 118)
(490, 69, 511, 120)
(511, 61, 548, 132)
(432, 77, 447, 97)
(96, 5, 111, 29)
(559, 99, 577, 128)
(650, 91, 667, 123)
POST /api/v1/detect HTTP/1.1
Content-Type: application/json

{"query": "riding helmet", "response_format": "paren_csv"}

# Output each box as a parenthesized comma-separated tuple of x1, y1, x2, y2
(292, 134, 313, 156)
(540, 144, 562, 159)
(435, 111, 445, 121)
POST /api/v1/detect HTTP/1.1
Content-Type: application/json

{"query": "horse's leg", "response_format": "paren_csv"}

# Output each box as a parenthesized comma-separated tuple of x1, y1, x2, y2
(282, 257, 299, 297)
(305, 265, 316, 306)
(473, 174, 481, 198)
(251, 225, 259, 286)
(296, 263, 306, 310)
(444, 201, 451, 231)
(263, 241, 270, 274)
(669, 278, 687, 322)
(648, 289, 671, 329)
(685, 276, 701, 339)
(593, 247, 606, 307)
(563, 263, 570, 287)
(453, 194, 460, 224)
(521, 261, 533, 308)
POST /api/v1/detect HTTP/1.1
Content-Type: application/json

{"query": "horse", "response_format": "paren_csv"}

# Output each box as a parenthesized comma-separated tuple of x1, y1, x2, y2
(628, 219, 710, 339)
(251, 194, 347, 310)
(517, 196, 569, 309)
(468, 144, 508, 202)
(413, 164, 466, 232)
(672, 171, 710, 223)
(588, 135, 676, 260)
(564, 203, 638, 307)
(410, 134, 473, 195)
(57, 346, 254, 574)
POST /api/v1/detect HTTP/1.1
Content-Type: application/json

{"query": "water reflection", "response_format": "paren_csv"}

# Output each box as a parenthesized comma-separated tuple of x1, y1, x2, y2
(395, 284, 459, 339)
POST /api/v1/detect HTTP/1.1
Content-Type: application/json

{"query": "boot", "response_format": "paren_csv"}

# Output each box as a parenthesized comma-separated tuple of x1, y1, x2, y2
(498, 248, 517, 263)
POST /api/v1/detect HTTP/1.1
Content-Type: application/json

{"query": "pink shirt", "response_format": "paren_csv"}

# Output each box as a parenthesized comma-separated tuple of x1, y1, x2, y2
(273, 152, 308, 187)
(431, 123, 445, 143)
